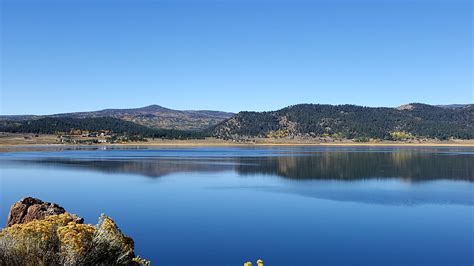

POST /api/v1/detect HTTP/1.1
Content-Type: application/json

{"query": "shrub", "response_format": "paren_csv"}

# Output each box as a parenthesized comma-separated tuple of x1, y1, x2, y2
(0, 213, 149, 265)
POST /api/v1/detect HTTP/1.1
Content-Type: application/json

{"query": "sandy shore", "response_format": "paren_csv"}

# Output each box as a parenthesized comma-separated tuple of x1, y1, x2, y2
(1, 133, 474, 148)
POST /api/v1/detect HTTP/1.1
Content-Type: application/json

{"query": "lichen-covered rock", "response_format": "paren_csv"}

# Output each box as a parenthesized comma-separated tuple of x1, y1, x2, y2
(6, 197, 83, 227)
(0, 199, 149, 265)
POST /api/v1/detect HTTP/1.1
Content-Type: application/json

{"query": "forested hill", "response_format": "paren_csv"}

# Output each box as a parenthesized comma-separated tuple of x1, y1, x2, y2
(0, 117, 205, 139)
(210, 103, 474, 140)
(0, 105, 233, 131)
(2, 103, 473, 141)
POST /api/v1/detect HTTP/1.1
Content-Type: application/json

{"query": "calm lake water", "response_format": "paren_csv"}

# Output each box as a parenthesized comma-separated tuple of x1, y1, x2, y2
(1, 146, 473, 265)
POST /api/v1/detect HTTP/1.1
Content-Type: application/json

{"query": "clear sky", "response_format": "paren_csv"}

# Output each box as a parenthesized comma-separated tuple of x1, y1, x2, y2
(1, 0, 472, 115)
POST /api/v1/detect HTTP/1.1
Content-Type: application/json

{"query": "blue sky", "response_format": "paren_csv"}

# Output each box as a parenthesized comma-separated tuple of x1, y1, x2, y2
(1, 0, 472, 114)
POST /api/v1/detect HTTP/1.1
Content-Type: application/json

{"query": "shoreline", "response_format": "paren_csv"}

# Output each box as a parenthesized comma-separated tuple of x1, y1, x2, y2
(1, 141, 474, 148)
(1, 134, 474, 149)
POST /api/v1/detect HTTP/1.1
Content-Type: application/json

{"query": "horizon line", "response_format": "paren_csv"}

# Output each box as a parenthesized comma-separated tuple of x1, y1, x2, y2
(1, 102, 472, 116)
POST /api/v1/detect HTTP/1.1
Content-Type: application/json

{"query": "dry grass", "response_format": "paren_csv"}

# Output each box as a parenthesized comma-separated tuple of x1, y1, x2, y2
(1, 133, 473, 148)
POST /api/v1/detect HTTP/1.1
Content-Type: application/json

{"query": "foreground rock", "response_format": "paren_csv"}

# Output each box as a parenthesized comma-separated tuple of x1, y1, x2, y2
(0, 197, 149, 265)
(6, 197, 83, 227)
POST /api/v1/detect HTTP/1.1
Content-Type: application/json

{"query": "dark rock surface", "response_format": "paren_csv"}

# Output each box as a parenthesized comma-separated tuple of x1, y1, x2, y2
(6, 197, 83, 227)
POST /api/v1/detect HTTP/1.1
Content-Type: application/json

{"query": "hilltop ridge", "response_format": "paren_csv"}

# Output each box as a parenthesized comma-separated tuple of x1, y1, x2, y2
(0, 105, 234, 131)
(210, 103, 473, 140)
(1, 103, 473, 141)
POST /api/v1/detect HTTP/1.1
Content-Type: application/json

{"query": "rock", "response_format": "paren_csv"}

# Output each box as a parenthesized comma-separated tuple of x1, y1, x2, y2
(6, 197, 83, 227)
(0, 198, 149, 265)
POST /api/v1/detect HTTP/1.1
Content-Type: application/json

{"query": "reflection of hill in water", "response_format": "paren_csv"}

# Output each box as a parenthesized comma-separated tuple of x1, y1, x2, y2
(29, 158, 236, 178)
(17, 151, 473, 181)
(236, 152, 473, 181)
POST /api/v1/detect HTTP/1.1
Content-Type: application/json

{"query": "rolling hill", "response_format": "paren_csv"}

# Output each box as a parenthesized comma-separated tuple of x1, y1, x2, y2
(0, 105, 234, 131)
(2, 103, 473, 141)
(209, 103, 474, 140)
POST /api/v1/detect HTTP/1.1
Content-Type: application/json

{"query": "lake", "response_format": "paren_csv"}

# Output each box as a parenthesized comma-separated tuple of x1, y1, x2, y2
(1, 146, 473, 265)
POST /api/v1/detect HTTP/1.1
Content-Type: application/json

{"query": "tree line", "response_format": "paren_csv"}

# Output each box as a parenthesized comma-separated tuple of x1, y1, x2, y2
(209, 103, 474, 140)
(0, 117, 207, 139)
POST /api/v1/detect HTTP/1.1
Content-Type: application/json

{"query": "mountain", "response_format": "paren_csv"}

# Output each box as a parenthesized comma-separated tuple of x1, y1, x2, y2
(2, 103, 472, 140)
(0, 105, 234, 131)
(210, 103, 474, 140)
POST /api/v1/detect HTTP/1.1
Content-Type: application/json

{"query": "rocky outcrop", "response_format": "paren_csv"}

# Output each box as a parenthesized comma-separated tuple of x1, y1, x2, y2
(6, 197, 83, 227)
(0, 197, 149, 265)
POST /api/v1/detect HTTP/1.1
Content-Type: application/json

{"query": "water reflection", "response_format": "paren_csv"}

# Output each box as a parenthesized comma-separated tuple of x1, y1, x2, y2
(236, 152, 473, 181)
(3, 149, 472, 181)
(2, 148, 473, 264)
